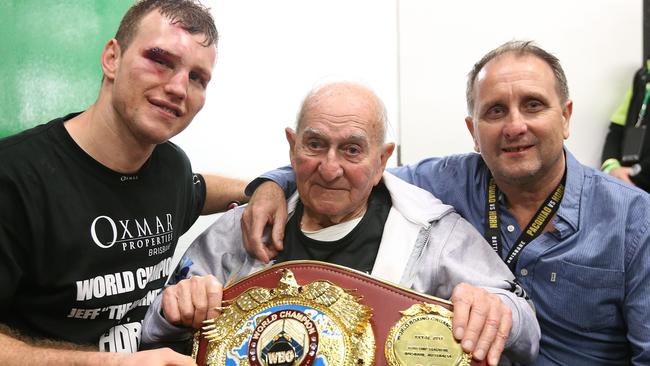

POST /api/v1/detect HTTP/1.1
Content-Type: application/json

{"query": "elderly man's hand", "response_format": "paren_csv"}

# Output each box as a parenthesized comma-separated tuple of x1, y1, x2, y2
(241, 181, 288, 263)
(161, 275, 223, 329)
(450, 283, 512, 365)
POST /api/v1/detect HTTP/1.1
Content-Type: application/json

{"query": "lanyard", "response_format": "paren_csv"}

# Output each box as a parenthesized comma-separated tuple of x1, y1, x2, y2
(636, 61, 650, 128)
(484, 170, 566, 272)
(634, 82, 650, 128)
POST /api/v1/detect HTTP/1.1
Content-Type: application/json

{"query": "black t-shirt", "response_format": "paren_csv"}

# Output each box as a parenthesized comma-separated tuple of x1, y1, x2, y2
(0, 113, 205, 351)
(277, 183, 392, 274)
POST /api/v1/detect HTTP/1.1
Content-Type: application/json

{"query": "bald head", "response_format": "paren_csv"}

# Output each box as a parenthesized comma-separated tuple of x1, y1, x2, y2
(296, 82, 388, 146)
(286, 81, 395, 228)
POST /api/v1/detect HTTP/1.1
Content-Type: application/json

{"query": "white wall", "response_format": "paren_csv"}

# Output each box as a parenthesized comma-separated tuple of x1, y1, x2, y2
(174, 0, 399, 179)
(399, 0, 642, 167)
(172, 0, 642, 263)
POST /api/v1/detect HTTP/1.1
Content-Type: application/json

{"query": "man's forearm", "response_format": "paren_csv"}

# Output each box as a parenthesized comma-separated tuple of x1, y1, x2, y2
(243, 165, 296, 197)
(0, 331, 124, 366)
(0, 328, 196, 366)
(201, 174, 249, 215)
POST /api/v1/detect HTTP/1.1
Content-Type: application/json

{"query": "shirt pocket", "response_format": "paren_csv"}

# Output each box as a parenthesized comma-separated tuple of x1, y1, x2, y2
(535, 260, 624, 333)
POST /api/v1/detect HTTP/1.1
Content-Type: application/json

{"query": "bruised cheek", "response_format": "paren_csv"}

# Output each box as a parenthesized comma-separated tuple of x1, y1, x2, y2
(138, 56, 165, 76)
(129, 60, 159, 81)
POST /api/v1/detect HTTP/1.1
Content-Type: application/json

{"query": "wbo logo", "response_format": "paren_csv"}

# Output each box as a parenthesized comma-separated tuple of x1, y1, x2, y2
(248, 309, 318, 366)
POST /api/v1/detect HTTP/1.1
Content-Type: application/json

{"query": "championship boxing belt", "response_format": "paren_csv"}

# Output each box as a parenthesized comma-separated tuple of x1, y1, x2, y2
(192, 260, 486, 366)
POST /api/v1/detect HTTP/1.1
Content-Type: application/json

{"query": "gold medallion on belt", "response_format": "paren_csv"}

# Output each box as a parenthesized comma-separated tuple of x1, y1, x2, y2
(385, 303, 471, 366)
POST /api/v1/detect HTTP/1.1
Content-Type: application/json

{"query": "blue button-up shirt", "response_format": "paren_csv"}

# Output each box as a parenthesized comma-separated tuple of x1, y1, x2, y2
(252, 150, 650, 365)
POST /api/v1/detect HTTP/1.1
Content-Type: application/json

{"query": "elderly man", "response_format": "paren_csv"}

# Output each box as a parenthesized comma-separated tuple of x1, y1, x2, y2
(141, 82, 540, 365)
(244, 42, 650, 365)
(0, 1, 246, 365)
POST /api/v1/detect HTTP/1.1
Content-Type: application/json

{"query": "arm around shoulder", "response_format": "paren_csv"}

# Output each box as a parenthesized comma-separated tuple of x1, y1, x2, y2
(243, 165, 296, 197)
(201, 174, 249, 215)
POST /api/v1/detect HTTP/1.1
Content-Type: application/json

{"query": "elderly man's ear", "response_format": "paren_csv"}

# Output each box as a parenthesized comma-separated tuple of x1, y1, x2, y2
(372, 142, 395, 186)
(380, 143, 395, 167)
(285, 127, 297, 167)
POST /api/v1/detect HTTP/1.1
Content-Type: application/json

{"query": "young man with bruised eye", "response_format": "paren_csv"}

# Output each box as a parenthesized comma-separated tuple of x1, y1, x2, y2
(0, 1, 246, 364)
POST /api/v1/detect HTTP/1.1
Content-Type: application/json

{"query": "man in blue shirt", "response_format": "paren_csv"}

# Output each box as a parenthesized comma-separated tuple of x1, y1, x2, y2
(241, 41, 650, 365)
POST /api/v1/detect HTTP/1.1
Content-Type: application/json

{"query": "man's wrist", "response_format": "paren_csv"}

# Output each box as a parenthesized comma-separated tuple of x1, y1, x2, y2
(630, 163, 642, 177)
(601, 158, 621, 174)
(244, 177, 272, 197)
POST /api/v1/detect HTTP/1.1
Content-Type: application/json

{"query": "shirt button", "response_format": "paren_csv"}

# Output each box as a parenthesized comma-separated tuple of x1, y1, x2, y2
(520, 268, 528, 276)
(507, 225, 515, 232)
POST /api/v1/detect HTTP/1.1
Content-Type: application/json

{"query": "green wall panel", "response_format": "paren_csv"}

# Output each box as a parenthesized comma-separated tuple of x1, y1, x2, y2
(0, 1, 133, 137)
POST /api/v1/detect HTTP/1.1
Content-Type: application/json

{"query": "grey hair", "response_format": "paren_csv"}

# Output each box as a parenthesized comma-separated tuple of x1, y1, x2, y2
(295, 81, 388, 144)
(466, 40, 569, 114)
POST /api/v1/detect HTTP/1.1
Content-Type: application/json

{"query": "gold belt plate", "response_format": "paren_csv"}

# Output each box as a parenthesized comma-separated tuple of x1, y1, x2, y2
(194, 268, 375, 365)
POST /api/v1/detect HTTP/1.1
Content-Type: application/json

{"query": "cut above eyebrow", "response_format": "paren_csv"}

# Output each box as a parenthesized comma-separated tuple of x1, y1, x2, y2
(145, 47, 174, 59)
(144, 46, 212, 81)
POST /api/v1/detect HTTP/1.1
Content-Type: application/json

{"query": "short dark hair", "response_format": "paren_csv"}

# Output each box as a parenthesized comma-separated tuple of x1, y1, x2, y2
(466, 40, 569, 114)
(115, 0, 218, 51)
